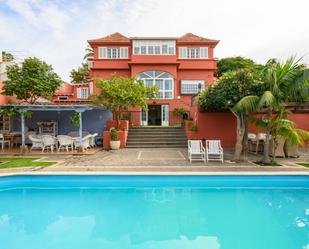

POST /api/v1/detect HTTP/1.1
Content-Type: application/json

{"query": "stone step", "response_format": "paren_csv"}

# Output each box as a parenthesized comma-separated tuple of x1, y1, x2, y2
(128, 135, 186, 139)
(127, 137, 187, 142)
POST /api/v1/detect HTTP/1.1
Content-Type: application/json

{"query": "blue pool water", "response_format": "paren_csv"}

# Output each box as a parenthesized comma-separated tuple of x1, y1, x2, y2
(0, 175, 308, 249)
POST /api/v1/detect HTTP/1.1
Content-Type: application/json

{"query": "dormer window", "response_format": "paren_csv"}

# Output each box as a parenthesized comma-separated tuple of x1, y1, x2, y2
(133, 40, 175, 55)
(98, 47, 128, 59)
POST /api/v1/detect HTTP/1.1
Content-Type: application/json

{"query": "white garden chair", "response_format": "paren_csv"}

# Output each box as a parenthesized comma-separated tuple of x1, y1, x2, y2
(89, 133, 98, 147)
(205, 140, 224, 163)
(57, 135, 74, 152)
(188, 140, 206, 163)
(29, 134, 43, 151)
(0, 134, 11, 151)
(42, 135, 57, 152)
(74, 134, 92, 150)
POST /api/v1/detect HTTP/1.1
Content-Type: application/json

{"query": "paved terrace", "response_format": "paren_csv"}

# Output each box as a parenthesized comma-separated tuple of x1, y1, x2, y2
(0, 148, 308, 175)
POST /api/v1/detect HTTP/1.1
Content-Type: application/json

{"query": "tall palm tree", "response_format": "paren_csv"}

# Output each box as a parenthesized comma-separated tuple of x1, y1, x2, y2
(235, 57, 309, 164)
(83, 46, 94, 61)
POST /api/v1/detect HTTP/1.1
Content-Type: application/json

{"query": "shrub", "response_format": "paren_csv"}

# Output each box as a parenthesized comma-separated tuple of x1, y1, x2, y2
(189, 124, 198, 132)
(110, 128, 119, 141)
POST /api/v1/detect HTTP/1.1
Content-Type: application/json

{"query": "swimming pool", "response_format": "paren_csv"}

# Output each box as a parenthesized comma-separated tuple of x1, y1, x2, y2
(0, 175, 308, 249)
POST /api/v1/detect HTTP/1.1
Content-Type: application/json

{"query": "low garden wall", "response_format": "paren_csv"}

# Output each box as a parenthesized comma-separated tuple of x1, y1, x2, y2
(184, 109, 309, 148)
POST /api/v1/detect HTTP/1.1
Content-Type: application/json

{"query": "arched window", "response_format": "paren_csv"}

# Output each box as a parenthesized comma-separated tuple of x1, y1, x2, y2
(137, 70, 174, 99)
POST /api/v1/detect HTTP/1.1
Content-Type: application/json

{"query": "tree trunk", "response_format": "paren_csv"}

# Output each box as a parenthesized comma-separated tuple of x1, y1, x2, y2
(232, 111, 245, 161)
(240, 115, 249, 161)
(262, 109, 272, 164)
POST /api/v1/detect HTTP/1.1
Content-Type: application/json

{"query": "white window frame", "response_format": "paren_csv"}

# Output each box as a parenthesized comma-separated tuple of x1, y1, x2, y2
(181, 80, 205, 94)
(133, 40, 175, 55)
(138, 71, 174, 100)
(98, 47, 128, 59)
(77, 87, 89, 99)
(178, 47, 208, 59)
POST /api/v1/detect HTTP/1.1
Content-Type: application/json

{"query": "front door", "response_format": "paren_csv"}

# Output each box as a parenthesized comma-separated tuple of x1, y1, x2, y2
(147, 105, 161, 126)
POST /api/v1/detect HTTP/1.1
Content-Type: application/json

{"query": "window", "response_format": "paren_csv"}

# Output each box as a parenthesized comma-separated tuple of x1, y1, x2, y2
(98, 47, 128, 59)
(133, 40, 175, 55)
(137, 70, 174, 99)
(77, 87, 89, 99)
(0, 116, 10, 131)
(178, 47, 208, 59)
(181, 80, 205, 94)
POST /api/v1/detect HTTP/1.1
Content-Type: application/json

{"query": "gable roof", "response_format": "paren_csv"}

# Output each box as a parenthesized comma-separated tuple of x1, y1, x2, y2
(177, 33, 219, 44)
(88, 32, 130, 44)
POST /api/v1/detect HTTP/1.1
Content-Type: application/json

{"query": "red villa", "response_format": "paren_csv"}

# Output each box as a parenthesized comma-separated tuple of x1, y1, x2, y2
(87, 32, 219, 126)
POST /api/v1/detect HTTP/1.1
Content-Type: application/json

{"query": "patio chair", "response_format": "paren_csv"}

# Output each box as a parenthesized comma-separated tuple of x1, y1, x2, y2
(42, 135, 57, 152)
(248, 133, 257, 152)
(188, 140, 206, 163)
(74, 134, 92, 150)
(0, 134, 11, 151)
(205, 140, 224, 163)
(89, 133, 98, 147)
(57, 135, 74, 152)
(29, 134, 43, 151)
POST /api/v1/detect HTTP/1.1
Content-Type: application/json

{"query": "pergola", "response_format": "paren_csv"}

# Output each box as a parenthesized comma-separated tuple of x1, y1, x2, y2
(14, 104, 97, 146)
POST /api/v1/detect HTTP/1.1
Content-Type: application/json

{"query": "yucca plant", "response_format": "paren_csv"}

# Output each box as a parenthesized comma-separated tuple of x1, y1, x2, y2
(235, 57, 309, 164)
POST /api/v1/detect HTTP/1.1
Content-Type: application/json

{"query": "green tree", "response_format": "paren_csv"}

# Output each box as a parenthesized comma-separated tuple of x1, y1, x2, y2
(83, 46, 94, 61)
(2, 51, 14, 62)
(95, 74, 158, 124)
(199, 69, 265, 161)
(70, 63, 90, 83)
(3, 57, 62, 104)
(217, 56, 264, 77)
(236, 57, 309, 164)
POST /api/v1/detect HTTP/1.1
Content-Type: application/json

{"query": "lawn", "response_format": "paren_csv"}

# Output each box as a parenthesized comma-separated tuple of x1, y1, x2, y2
(0, 157, 56, 169)
(297, 163, 309, 167)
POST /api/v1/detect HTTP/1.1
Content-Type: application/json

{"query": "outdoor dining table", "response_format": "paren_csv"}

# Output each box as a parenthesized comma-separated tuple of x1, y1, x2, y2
(3, 133, 21, 147)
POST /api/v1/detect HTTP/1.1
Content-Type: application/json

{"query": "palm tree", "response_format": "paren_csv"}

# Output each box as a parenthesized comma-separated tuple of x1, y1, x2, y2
(83, 46, 94, 61)
(235, 57, 309, 164)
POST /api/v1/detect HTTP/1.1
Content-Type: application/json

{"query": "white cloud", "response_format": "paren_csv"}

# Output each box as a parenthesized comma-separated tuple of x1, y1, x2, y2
(0, 0, 308, 81)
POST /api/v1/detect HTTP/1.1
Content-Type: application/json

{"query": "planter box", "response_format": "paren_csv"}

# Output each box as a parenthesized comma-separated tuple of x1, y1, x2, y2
(106, 120, 129, 131)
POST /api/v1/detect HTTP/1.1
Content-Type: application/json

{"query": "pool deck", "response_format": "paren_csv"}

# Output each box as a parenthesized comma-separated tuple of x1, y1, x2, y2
(0, 147, 308, 176)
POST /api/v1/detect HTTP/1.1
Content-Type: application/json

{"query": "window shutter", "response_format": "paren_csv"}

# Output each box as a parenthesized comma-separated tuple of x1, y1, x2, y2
(200, 47, 208, 59)
(120, 47, 128, 58)
(178, 47, 187, 59)
(98, 47, 107, 59)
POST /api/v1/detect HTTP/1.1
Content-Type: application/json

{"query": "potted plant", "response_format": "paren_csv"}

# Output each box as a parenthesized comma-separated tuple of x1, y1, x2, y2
(110, 128, 120, 150)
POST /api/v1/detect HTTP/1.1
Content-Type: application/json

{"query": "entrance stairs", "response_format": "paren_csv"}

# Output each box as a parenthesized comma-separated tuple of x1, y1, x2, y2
(126, 127, 187, 148)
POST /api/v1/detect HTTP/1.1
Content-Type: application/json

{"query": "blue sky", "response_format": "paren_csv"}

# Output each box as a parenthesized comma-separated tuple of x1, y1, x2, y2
(0, 0, 308, 82)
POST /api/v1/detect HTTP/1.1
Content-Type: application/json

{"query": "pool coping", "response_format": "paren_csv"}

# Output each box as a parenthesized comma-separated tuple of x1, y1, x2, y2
(1, 169, 309, 177)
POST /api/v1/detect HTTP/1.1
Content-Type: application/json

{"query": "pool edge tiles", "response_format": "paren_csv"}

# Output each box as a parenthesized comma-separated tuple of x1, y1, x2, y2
(0, 175, 309, 189)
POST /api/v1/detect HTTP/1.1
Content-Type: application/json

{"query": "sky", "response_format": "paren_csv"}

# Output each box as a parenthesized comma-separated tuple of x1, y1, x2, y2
(0, 0, 308, 82)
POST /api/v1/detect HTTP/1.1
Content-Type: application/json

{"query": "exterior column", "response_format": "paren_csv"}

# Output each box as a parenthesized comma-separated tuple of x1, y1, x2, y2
(21, 112, 25, 146)
(79, 111, 83, 144)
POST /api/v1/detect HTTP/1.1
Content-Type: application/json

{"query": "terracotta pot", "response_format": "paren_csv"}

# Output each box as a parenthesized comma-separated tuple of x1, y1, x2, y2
(110, 140, 120, 150)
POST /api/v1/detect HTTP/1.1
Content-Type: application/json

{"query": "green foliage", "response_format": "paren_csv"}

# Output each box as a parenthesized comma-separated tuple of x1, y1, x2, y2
(69, 112, 80, 128)
(217, 56, 264, 77)
(189, 124, 198, 132)
(199, 69, 265, 112)
(121, 113, 131, 121)
(3, 57, 62, 103)
(83, 46, 94, 61)
(95, 74, 158, 120)
(2, 51, 14, 62)
(173, 108, 187, 116)
(110, 128, 119, 141)
(70, 63, 90, 83)
(0, 106, 32, 118)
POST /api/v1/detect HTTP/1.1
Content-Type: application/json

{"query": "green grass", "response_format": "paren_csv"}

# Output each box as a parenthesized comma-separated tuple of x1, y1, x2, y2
(0, 157, 56, 169)
(297, 163, 309, 167)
